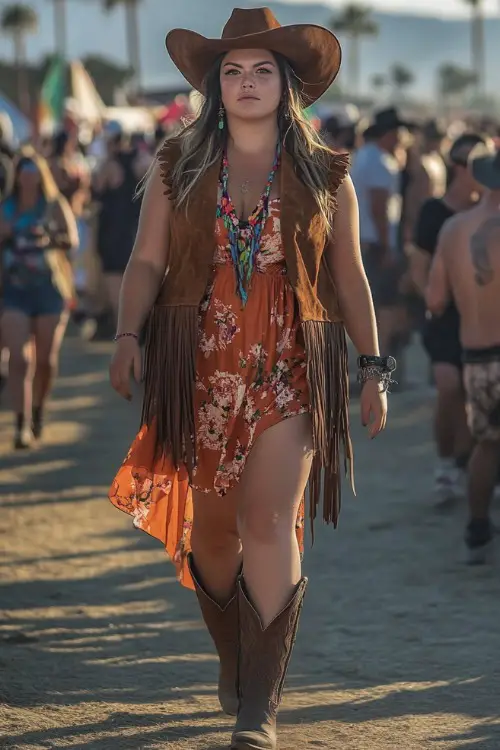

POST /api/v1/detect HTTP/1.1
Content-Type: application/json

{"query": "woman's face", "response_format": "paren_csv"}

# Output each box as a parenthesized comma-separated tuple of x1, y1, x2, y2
(220, 49, 282, 122)
(17, 160, 41, 194)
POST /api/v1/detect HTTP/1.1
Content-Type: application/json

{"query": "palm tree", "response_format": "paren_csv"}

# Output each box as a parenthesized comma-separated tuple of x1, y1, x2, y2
(1, 4, 38, 114)
(463, 0, 485, 97)
(48, 0, 68, 59)
(438, 63, 477, 111)
(103, 0, 142, 94)
(390, 63, 415, 100)
(330, 4, 378, 97)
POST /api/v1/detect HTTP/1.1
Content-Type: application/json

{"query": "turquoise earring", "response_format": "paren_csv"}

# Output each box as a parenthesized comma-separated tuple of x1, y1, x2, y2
(218, 105, 225, 130)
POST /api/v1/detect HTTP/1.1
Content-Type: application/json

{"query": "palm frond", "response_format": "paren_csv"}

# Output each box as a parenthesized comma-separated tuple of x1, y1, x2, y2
(1, 3, 38, 32)
(330, 3, 378, 36)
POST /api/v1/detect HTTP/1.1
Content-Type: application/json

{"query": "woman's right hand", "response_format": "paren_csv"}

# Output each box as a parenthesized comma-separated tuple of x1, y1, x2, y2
(109, 336, 142, 401)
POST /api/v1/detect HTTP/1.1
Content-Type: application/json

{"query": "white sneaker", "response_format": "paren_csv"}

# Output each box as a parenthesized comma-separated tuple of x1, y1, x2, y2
(434, 463, 461, 504)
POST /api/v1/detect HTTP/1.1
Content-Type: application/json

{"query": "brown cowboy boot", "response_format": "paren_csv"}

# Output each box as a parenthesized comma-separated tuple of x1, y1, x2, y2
(187, 554, 239, 716)
(231, 577, 308, 750)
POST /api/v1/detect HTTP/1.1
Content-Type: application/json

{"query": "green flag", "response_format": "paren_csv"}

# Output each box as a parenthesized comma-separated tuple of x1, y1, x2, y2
(39, 56, 66, 127)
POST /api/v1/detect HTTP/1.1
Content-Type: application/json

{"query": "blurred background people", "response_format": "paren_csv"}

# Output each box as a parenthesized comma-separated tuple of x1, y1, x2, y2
(92, 130, 150, 330)
(322, 103, 360, 152)
(410, 133, 486, 501)
(426, 146, 500, 562)
(0, 150, 78, 448)
(350, 107, 409, 360)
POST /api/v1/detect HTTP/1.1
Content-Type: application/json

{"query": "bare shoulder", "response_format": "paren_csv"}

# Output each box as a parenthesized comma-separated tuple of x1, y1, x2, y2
(438, 207, 477, 243)
(337, 172, 357, 206)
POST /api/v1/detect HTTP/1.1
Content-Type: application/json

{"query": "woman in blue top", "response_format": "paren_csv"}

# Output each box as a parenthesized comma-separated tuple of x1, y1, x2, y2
(0, 148, 78, 449)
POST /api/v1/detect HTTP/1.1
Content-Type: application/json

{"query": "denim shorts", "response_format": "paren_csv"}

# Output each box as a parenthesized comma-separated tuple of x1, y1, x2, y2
(2, 279, 64, 317)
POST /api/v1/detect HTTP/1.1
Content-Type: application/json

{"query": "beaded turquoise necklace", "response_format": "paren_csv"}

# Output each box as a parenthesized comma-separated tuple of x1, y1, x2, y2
(217, 144, 281, 306)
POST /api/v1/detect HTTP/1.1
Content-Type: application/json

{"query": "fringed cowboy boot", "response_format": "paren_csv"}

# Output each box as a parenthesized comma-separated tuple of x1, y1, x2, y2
(187, 554, 239, 716)
(231, 577, 308, 750)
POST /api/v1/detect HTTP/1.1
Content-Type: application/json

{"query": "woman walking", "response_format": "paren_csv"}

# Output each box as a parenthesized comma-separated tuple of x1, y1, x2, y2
(0, 149, 78, 449)
(109, 8, 394, 749)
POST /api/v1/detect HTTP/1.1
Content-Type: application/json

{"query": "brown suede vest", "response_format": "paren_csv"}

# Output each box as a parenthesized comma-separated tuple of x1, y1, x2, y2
(142, 138, 354, 534)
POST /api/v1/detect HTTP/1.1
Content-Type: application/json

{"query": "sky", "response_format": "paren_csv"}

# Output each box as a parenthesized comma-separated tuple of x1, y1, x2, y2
(285, 0, 500, 18)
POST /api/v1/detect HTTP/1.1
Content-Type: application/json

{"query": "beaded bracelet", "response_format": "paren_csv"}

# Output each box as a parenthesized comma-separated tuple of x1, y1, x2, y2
(114, 332, 138, 342)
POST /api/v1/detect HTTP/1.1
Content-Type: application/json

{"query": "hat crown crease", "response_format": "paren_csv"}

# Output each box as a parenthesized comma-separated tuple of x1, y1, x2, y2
(222, 7, 281, 38)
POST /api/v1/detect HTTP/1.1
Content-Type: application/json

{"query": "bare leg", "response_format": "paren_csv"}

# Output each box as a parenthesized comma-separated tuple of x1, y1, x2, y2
(454, 402, 473, 465)
(190, 487, 242, 606)
(237, 414, 313, 628)
(433, 364, 470, 459)
(1, 310, 33, 417)
(32, 312, 69, 410)
(468, 440, 500, 521)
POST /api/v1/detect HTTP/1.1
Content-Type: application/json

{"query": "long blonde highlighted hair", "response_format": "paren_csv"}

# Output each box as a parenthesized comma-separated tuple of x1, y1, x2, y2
(159, 53, 338, 231)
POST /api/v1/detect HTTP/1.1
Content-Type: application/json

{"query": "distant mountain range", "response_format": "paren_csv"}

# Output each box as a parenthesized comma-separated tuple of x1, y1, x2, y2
(14, 0, 500, 97)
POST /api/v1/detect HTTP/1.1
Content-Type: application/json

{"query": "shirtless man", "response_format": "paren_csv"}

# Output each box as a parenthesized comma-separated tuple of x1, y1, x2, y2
(427, 145, 500, 563)
(411, 133, 485, 502)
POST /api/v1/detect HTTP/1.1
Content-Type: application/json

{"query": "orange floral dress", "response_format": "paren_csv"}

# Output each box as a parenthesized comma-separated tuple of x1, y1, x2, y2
(109, 197, 310, 590)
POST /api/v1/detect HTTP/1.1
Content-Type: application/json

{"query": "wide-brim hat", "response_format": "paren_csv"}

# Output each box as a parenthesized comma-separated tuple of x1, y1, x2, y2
(422, 118, 446, 142)
(165, 7, 342, 106)
(368, 107, 413, 137)
(470, 145, 500, 190)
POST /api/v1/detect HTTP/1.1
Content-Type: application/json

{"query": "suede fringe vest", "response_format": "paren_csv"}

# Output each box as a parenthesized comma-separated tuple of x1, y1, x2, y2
(142, 138, 354, 536)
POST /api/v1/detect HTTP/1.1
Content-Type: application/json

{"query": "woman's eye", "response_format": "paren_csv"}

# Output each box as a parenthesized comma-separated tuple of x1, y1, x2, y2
(257, 68, 272, 74)
(224, 69, 239, 76)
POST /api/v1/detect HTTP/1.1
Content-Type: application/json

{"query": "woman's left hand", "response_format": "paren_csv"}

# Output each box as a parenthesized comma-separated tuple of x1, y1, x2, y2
(360, 379, 387, 439)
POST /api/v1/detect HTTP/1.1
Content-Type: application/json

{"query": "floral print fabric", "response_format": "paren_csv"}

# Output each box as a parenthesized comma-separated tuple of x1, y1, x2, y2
(109, 199, 310, 590)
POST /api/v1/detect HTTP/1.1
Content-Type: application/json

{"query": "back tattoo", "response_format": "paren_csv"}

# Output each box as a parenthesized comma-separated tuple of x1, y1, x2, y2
(470, 217, 500, 286)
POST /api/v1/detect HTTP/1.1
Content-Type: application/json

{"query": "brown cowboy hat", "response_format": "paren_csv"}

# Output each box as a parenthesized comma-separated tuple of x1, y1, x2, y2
(165, 7, 342, 106)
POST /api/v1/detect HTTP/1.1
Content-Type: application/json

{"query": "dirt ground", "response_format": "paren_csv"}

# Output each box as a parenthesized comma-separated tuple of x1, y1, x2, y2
(0, 333, 499, 750)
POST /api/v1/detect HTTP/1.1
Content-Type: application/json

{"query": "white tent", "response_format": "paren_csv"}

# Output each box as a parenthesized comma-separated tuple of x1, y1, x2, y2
(68, 59, 107, 124)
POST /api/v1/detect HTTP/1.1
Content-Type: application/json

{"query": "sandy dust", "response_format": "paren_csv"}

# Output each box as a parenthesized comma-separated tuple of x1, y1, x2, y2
(1, 335, 499, 749)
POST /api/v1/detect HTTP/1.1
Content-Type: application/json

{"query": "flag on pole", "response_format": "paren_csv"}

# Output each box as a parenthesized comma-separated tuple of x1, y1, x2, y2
(38, 56, 66, 132)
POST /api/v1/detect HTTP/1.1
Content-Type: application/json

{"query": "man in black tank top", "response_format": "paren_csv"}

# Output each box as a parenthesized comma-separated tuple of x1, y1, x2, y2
(410, 133, 485, 503)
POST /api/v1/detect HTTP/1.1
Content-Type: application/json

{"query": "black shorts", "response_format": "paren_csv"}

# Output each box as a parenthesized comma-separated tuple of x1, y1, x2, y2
(422, 310, 462, 370)
(362, 244, 406, 308)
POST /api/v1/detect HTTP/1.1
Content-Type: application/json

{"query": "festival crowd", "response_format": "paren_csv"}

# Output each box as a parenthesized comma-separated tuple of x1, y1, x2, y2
(0, 98, 499, 563)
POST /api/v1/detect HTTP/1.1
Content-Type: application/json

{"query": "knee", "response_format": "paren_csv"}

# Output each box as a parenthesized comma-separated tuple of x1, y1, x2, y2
(191, 504, 239, 555)
(238, 503, 291, 545)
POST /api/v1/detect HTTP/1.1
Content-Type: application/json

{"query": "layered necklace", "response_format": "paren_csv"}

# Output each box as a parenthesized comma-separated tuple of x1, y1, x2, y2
(217, 144, 281, 306)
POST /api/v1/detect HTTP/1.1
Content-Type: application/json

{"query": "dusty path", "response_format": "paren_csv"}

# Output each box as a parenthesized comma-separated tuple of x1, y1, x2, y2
(0, 334, 499, 750)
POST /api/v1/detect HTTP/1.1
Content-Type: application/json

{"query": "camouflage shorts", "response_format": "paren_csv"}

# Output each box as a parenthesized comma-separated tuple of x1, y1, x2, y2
(463, 353, 500, 443)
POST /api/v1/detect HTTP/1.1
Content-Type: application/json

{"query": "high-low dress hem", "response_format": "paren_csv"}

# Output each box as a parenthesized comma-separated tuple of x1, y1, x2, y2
(109, 200, 310, 590)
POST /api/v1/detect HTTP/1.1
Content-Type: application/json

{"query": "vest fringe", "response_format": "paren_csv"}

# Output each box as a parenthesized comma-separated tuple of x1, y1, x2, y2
(141, 305, 198, 480)
(302, 320, 354, 540)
